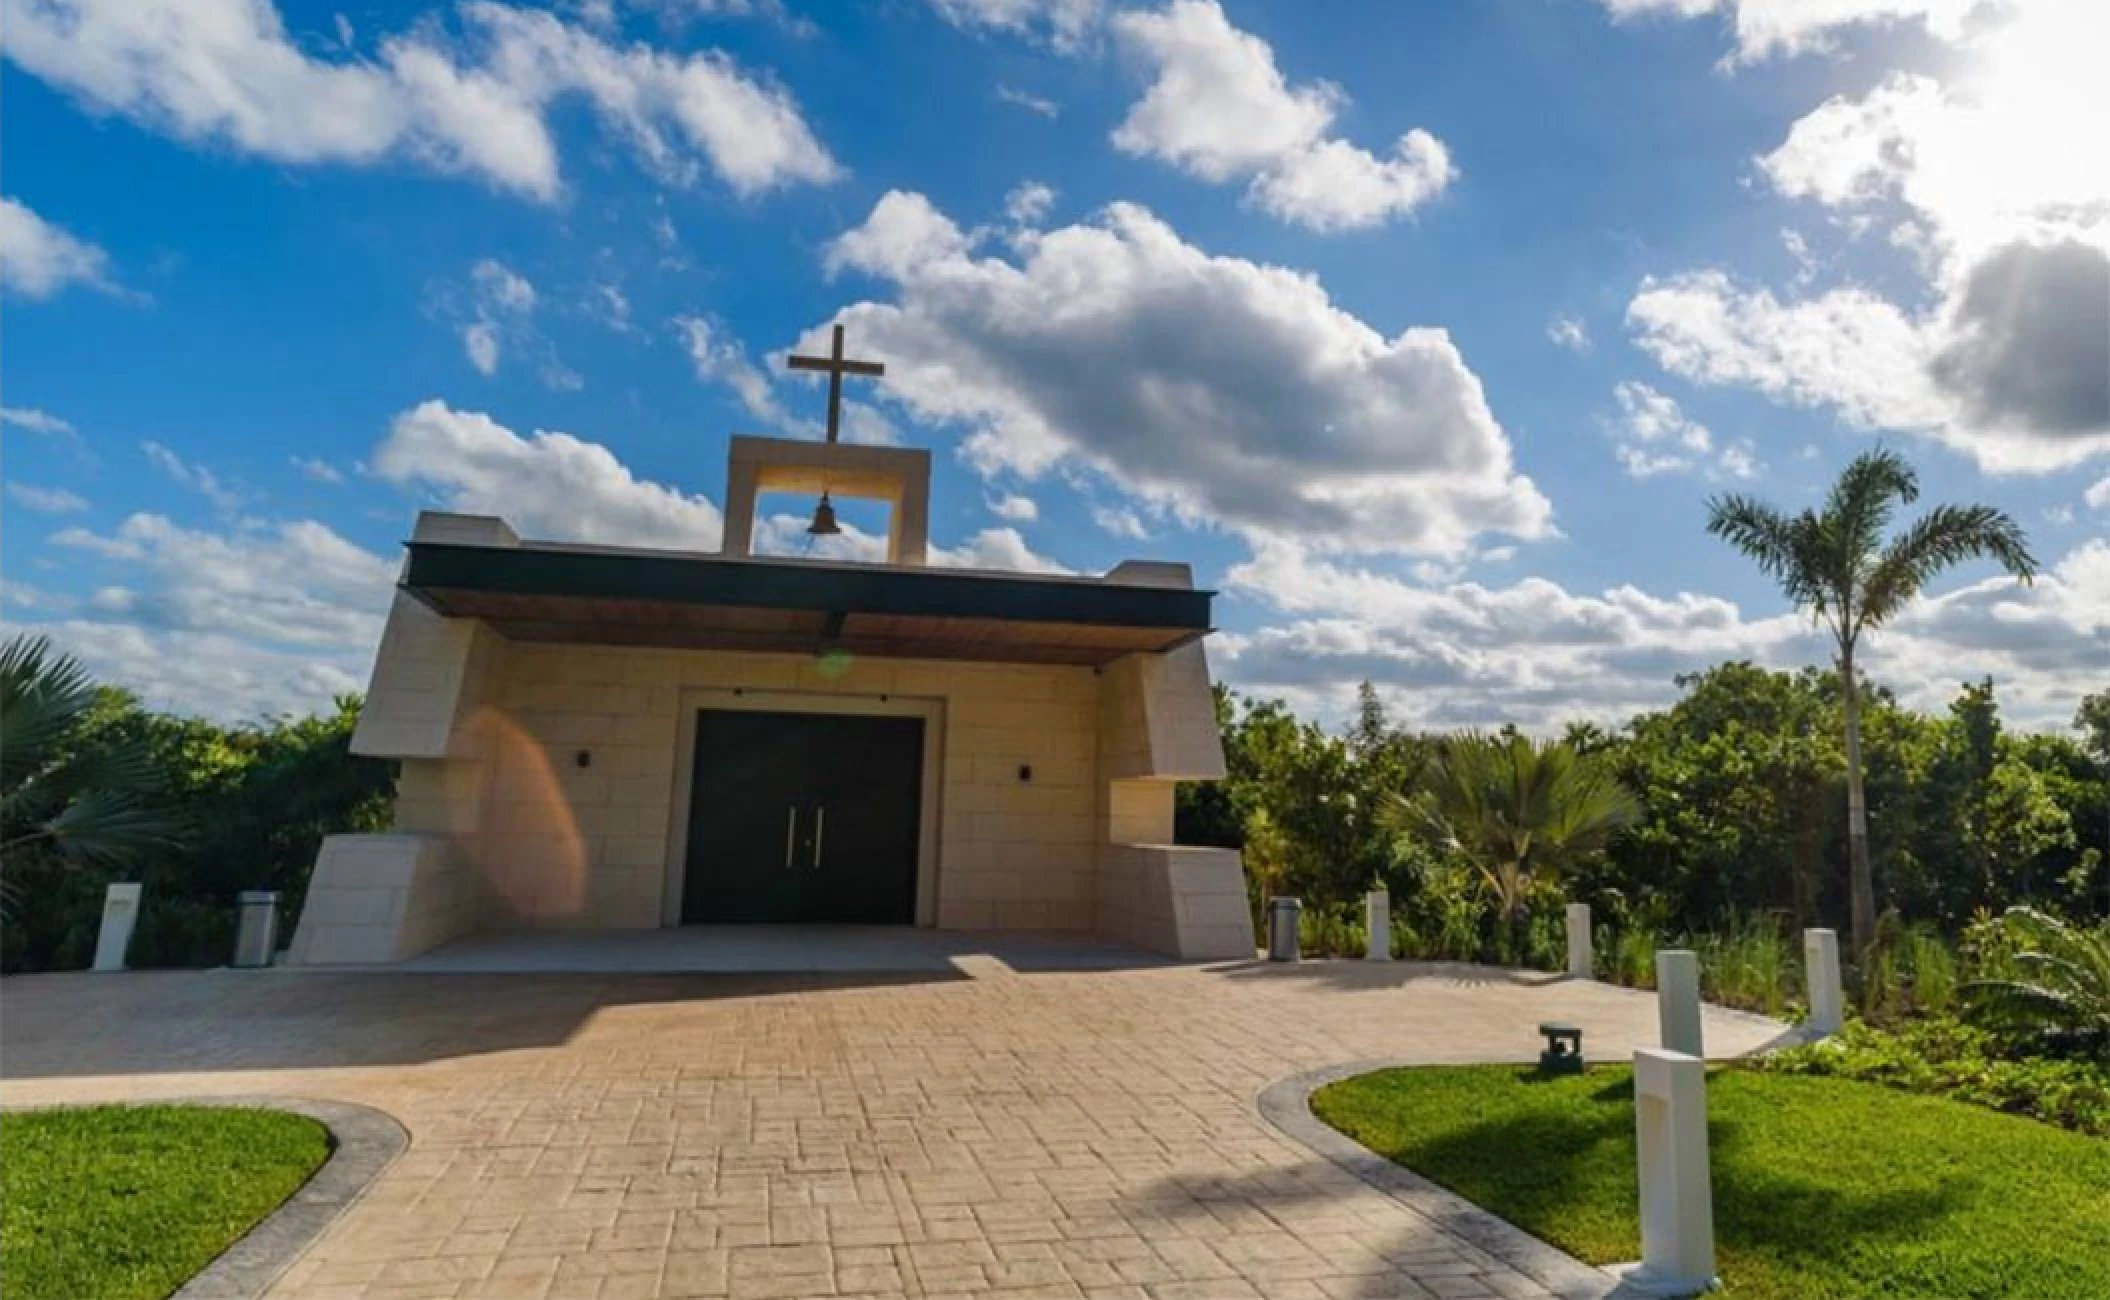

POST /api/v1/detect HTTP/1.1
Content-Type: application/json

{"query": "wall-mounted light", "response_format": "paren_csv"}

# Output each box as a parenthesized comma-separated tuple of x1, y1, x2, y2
(1018, 764, 1033, 783)
(575, 750, 592, 769)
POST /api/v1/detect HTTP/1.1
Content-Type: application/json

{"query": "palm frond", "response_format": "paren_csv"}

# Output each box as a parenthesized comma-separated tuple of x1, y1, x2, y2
(1860, 503, 2038, 628)
(0, 635, 98, 788)
(1823, 447, 1918, 570)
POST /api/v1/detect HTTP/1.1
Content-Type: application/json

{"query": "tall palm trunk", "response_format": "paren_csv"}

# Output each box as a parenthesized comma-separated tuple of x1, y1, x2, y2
(1840, 642, 1876, 958)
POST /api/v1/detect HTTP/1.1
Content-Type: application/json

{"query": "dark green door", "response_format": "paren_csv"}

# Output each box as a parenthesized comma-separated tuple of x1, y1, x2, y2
(682, 710, 923, 924)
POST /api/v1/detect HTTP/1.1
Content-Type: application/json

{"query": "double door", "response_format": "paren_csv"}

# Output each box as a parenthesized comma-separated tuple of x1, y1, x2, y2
(681, 709, 923, 924)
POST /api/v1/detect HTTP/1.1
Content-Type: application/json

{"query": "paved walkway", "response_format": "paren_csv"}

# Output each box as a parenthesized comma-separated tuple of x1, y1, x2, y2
(2, 957, 1783, 1300)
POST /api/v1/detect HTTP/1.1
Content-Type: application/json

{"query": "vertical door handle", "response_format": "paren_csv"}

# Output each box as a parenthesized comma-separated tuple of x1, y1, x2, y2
(811, 806, 825, 870)
(783, 806, 798, 870)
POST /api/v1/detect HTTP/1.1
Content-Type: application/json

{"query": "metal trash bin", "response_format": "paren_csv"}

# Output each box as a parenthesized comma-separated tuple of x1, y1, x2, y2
(233, 891, 280, 968)
(1267, 896, 1303, 962)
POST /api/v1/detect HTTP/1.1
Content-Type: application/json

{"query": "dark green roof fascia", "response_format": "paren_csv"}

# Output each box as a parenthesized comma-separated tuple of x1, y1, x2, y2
(401, 541, 1213, 632)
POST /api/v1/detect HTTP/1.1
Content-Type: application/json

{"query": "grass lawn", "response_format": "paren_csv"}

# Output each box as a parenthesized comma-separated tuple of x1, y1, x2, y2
(1, 1105, 332, 1300)
(1313, 1066, 2110, 1300)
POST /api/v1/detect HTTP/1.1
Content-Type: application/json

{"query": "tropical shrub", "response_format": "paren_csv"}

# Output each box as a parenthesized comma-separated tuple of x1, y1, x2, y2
(1963, 907, 2110, 1059)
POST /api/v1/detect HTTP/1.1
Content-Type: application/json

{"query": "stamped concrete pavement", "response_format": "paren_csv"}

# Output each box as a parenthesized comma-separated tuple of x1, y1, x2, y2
(1, 955, 1783, 1300)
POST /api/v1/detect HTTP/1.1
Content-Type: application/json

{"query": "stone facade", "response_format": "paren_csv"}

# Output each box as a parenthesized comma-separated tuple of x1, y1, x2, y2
(290, 509, 1249, 965)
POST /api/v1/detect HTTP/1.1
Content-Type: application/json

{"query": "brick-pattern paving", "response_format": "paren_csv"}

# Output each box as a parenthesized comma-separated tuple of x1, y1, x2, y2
(2, 961, 1781, 1299)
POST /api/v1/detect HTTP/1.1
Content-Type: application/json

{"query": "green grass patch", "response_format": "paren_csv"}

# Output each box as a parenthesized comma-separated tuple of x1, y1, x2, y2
(1313, 1066, 2110, 1300)
(1, 1105, 332, 1300)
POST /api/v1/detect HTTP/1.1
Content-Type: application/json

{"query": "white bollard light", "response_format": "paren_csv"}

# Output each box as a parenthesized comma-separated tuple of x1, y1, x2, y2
(1805, 927, 1844, 1037)
(1365, 888, 1391, 962)
(1655, 949, 1704, 1058)
(1618, 1048, 1717, 1297)
(1566, 902, 1592, 979)
(92, 882, 142, 972)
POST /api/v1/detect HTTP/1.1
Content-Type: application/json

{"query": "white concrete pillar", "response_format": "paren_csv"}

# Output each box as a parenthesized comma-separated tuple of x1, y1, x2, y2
(1565, 902, 1592, 979)
(92, 882, 142, 972)
(1365, 889, 1391, 961)
(1805, 927, 1844, 1036)
(1656, 949, 1703, 1058)
(1622, 1048, 1717, 1296)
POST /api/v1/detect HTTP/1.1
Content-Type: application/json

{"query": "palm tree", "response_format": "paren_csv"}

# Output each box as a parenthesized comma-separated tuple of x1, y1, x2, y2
(1382, 731, 1639, 963)
(1, 636, 181, 910)
(1707, 448, 2035, 958)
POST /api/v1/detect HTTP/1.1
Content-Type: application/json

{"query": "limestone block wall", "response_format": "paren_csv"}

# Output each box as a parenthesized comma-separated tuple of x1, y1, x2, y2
(287, 833, 480, 964)
(470, 646, 1101, 932)
(1097, 845, 1252, 960)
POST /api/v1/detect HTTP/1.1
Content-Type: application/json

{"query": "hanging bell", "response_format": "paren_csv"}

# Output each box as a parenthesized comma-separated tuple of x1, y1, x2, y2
(806, 491, 841, 536)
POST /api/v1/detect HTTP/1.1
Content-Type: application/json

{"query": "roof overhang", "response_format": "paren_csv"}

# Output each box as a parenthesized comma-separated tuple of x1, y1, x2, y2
(399, 541, 1214, 667)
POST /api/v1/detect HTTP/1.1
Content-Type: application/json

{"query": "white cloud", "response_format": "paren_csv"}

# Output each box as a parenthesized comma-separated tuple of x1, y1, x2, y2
(292, 456, 346, 483)
(0, 197, 119, 299)
(1547, 315, 1591, 352)
(462, 321, 502, 375)
(1219, 534, 2098, 732)
(1090, 504, 1150, 540)
(6, 483, 90, 513)
(451, 257, 581, 388)
(471, 257, 536, 312)
(751, 511, 1070, 573)
(815, 191, 1550, 557)
(1, 407, 77, 437)
(1604, 379, 1757, 480)
(1627, 2, 2110, 473)
(23, 511, 395, 718)
(0, 0, 838, 202)
(1004, 180, 1056, 226)
(675, 315, 788, 426)
(371, 399, 723, 548)
(141, 441, 241, 511)
(996, 84, 1060, 118)
(932, 526, 1072, 573)
(988, 492, 1039, 522)
(2084, 476, 2110, 511)
(1597, 0, 1984, 65)
(1109, 0, 1453, 231)
(928, 0, 1102, 49)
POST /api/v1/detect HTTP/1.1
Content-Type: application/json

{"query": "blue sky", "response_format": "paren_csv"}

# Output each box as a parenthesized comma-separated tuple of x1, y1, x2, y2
(2, 0, 2104, 729)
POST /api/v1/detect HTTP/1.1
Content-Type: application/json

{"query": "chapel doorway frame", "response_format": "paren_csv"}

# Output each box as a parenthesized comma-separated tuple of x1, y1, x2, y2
(660, 687, 945, 928)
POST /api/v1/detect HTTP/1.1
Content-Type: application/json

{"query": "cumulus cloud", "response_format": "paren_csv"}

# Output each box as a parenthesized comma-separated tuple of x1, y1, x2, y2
(1004, 180, 1056, 226)
(0, 197, 120, 299)
(1604, 380, 1760, 480)
(987, 492, 1039, 521)
(1626, 3, 2110, 472)
(371, 399, 723, 548)
(22, 512, 394, 718)
(1597, 0, 1984, 64)
(1109, 0, 1453, 231)
(0, 0, 838, 202)
(1219, 535, 2099, 732)
(813, 190, 1550, 557)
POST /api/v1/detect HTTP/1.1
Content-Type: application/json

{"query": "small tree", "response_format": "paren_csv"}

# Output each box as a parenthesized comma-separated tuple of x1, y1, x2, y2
(1382, 731, 1638, 963)
(1707, 449, 2035, 958)
(0, 637, 181, 910)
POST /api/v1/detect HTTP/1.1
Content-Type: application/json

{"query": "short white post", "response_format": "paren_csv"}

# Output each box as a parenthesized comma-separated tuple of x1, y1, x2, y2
(1565, 902, 1592, 979)
(1805, 927, 1844, 1036)
(1365, 889, 1391, 961)
(1621, 1048, 1716, 1296)
(92, 882, 142, 973)
(1655, 949, 1703, 1058)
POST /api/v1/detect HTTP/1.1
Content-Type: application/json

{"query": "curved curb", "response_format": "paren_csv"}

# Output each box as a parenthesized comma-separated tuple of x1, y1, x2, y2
(4, 1095, 407, 1300)
(1257, 1061, 1621, 1300)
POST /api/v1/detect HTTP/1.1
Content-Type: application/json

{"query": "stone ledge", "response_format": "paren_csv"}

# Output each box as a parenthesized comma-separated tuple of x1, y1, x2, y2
(1256, 1060, 1623, 1300)
(3, 1094, 408, 1300)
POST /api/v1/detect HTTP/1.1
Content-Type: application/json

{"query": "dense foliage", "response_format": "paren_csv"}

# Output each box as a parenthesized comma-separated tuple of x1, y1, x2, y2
(1182, 670, 2109, 966)
(0, 683, 393, 973)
